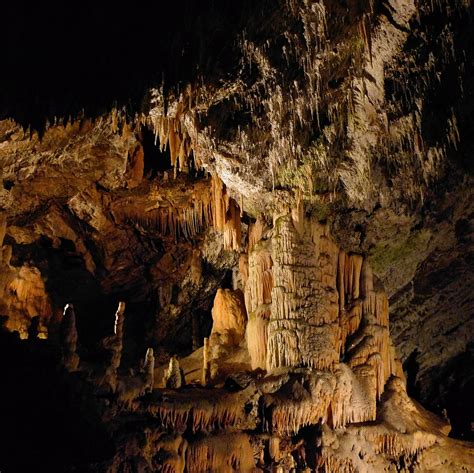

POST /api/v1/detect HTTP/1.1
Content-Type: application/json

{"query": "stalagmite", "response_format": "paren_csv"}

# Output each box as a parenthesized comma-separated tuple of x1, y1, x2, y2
(60, 304, 80, 372)
(103, 302, 125, 391)
(144, 348, 155, 393)
(114, 301, 125, 336)
(163, 355, 185, 389)
(202, 337, 210, 386)
(267, 215, 340, 371)
(244, 237, 273, 370)
(210, 288, 247, 344)
(209, 288, 248, 380)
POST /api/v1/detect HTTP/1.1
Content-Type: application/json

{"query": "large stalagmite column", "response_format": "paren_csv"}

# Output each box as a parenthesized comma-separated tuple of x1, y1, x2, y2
(244, 233, 273, 370)
(259, 208, 401, 427)
(266, 214, 340, 371)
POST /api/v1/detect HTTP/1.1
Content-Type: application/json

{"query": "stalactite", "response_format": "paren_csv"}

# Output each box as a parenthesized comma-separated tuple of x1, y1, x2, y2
(337, 251, 364, 308)
(211, 174, 227, 232)
(154, 435, 187, 473)
(360, 259, 373, 296)
(211, 174, 242, 250)
(266, 374, 335, 435)
(248, 217, 266, 253)
(0, 214, 6, 247)
(115, 198, 213, 241)
(60, 303, 80, 372)
(185, 434, 255, 473)
(269, 436, 281, 462)
(145, 388, 254, 435)
(2, 264, 52, 338)
(223, 198, 242, 251)
(169, 121, 178, 169)
(159, 282, 173, 308)
(317, 454, 356, 473)
(239, 253, 249, 286)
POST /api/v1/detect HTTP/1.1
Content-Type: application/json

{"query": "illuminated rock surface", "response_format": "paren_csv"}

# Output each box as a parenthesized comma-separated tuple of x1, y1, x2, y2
(0, 0, 473, 471)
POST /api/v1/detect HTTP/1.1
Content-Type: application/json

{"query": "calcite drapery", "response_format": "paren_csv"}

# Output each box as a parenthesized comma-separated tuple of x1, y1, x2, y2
(211, 175, 242, 251)
(244, 225, 273, 370)
(235, 209, 402, 432)
(103, 207, 472, 472)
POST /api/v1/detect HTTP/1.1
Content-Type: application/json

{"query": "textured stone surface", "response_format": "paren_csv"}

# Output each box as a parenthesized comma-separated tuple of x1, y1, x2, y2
(0, 0, 473, 469)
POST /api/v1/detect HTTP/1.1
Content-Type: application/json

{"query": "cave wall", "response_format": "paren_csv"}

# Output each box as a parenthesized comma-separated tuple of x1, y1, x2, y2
(0, 0, 473, 470)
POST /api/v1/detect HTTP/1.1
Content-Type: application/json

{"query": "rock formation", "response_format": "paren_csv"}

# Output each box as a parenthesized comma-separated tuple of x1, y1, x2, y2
(163, 355, 185, 389)
(59, 304, 80, 372)
(208, 288, 248, 380)
(144, 348, 155, 393)
(102, 301, 126, 391)
(0, 0, 473, 470)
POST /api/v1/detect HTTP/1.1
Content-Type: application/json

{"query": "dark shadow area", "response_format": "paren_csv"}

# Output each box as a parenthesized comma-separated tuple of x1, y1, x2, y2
(0, 319, 115, 473)
(403, 348, 421, 399)
(0, 1, 272, 131)
(422, 343, 474, 441)
(10, 236, 118, 348)
(141, 128, 173, 178)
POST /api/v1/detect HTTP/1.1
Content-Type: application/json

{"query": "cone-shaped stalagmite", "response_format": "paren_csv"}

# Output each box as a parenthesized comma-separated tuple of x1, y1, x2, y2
(103, 301, 126, 391)
(144, 347, 155, 393)
(207, 288, 247, 381)
(163, 355, 185, 389)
